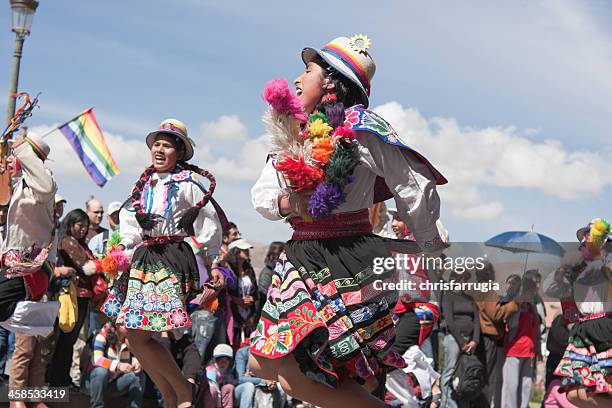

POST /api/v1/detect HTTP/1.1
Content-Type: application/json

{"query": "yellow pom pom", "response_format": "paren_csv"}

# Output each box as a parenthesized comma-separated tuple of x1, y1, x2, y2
(307, 119, 333, 140)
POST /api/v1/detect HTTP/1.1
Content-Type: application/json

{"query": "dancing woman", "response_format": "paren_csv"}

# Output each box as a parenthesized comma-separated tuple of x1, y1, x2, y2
(545, 219, 612, 408)
(101, 119, 226, 408)
(250, 35, 447, 407)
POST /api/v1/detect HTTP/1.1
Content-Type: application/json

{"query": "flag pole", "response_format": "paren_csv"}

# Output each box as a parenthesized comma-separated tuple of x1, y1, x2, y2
(40, 107, 94, 139)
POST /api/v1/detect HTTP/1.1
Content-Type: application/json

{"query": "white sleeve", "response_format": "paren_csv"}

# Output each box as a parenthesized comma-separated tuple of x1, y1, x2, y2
(119, 208, 142, 249)
(185, 182, 222, 258)
(251, 158, 283, 221)
(356, 131, 442, 251)
(14, 143, 57, 202)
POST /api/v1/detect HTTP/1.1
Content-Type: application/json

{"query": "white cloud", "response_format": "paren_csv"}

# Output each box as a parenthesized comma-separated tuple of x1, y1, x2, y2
(30, 125, 148, 183)
(199, 115, 248, 142)
(373, 101, 612, 219)
(196, 135, 268, 181)
(453, 202, 504, 221)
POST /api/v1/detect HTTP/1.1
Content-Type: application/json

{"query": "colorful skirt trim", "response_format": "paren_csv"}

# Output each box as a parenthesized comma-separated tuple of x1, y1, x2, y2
(554, 316, 612, 393)
(250, 235, 406, 388)
(101, 240, 198, 332)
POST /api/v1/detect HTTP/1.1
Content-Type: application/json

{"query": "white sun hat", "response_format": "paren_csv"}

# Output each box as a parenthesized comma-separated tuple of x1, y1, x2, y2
(302, 35, 376, 108)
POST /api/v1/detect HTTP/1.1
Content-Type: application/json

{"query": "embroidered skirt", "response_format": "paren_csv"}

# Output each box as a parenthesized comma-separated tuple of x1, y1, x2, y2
(101, 240, 198, 331)
(250, 234, 406, 388)
(554, 316, 612, 393)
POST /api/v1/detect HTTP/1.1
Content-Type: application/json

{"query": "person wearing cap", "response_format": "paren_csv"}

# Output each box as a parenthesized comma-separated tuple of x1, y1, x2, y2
(542, 219, 612, 407)
(225, 238, 258, 346)
(54, 194, 66, 221)
(0, 133, 57, 408)
(250, 35, 446, 406)
(100, 118, 227, 408)
(234, 342, 287, 408)
(206, 344, 237, 408)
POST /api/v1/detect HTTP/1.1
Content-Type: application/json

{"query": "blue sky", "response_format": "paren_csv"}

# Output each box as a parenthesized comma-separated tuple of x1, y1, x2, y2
(1, 0, 610, 243)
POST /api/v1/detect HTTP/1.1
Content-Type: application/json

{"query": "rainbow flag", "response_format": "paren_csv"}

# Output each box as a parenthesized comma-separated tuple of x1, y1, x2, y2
(59, 108, 120, 186)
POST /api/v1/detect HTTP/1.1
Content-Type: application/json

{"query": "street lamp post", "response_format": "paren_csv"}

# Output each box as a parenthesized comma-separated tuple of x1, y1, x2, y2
(6, 0, 38, 123)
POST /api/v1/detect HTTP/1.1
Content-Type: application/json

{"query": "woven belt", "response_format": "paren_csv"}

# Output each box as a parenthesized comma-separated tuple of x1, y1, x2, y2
(142, 235, 184, 246)
(289, 209, 373, 241)
(578, 312, 611, 322)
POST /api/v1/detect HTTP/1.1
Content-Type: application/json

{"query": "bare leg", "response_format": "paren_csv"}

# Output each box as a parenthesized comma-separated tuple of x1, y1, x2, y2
(566, 387, 612, 408)
(127, 330, 192, 407)
(144, 362, 176, 408)
(274, 354, 386, 408)
(249, 352, 280, 381)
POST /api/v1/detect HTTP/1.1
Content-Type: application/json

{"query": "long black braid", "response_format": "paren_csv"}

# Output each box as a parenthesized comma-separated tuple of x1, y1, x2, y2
(129, 162, 217, 235)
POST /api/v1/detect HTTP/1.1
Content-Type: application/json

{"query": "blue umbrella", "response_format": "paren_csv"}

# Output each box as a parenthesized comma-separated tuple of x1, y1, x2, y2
(485, 231, 565, 257)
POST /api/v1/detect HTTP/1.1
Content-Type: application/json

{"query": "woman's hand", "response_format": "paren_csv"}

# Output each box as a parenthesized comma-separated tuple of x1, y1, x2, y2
(462, 340, 478, 354)
(210, 266, 225, 287)
(278, 191, 313, 217)
(54, 266, 76, 278)
(117, 363, 133, 373)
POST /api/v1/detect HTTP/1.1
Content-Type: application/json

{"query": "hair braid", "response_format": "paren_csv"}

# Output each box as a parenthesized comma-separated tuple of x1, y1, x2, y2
(176, 162, 217, 235)
(130, 166, 159, 230)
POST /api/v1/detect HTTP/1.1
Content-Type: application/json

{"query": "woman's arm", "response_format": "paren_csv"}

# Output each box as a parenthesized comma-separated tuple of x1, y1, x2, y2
(13, 141, 56, 201)
(59, 237, 91, 274)
(355, 131, 443, 252)
(251, 158, 285, 220)
(119, 208, 142, 249)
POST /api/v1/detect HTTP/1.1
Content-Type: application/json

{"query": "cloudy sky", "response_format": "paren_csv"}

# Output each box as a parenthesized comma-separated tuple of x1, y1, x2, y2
(0, 0, 610, 243)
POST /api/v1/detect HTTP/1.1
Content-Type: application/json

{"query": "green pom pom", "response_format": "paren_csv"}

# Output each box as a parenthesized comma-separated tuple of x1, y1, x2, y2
(308, 112, 328, 123)
(107, 229, 122, 247)
(325, 142, 360, 187)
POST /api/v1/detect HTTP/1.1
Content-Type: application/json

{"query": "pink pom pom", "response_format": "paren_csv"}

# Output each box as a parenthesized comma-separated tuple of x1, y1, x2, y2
(262, 78, 307, 121)
(109, 247, 131, 273)
(332, 124, 355, 141)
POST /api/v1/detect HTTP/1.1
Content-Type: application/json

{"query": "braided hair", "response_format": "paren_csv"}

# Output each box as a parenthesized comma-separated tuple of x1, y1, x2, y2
(130, 158, 217, 235)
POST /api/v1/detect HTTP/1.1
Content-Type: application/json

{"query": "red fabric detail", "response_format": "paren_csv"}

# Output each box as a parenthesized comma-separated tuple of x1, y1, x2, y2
(395, 301, 440, 346)
(579, 312, 610, 322)
(91, 275, 108, 304)
(289, 209, 372, 240)
(505, 304, 538, 357)
(142, 236, 184, 246)
(23, 268, 48, 301)
(560, 298, 582, 324)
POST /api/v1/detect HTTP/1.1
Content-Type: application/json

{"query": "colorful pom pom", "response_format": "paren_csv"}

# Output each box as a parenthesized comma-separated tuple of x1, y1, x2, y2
(275, 157, 325, 192)
(262, 78, 307, 121)
(312, 138, 335, 164)
(307, 118, 334, 140)
(308, 183, 345, 218)
(332, 124, 356, 141)
(325, 142, 360, 188)
(308, 112, 328, 123)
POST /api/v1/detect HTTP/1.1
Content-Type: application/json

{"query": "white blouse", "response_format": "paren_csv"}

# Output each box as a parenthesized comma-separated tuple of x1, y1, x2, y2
(251, 130, 442, 250)
(119, 171, 222, 257)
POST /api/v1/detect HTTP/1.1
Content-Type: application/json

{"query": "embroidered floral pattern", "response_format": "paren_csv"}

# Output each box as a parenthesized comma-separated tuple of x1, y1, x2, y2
(102, 298, 121, 318)
(250, 252, 403, 388)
